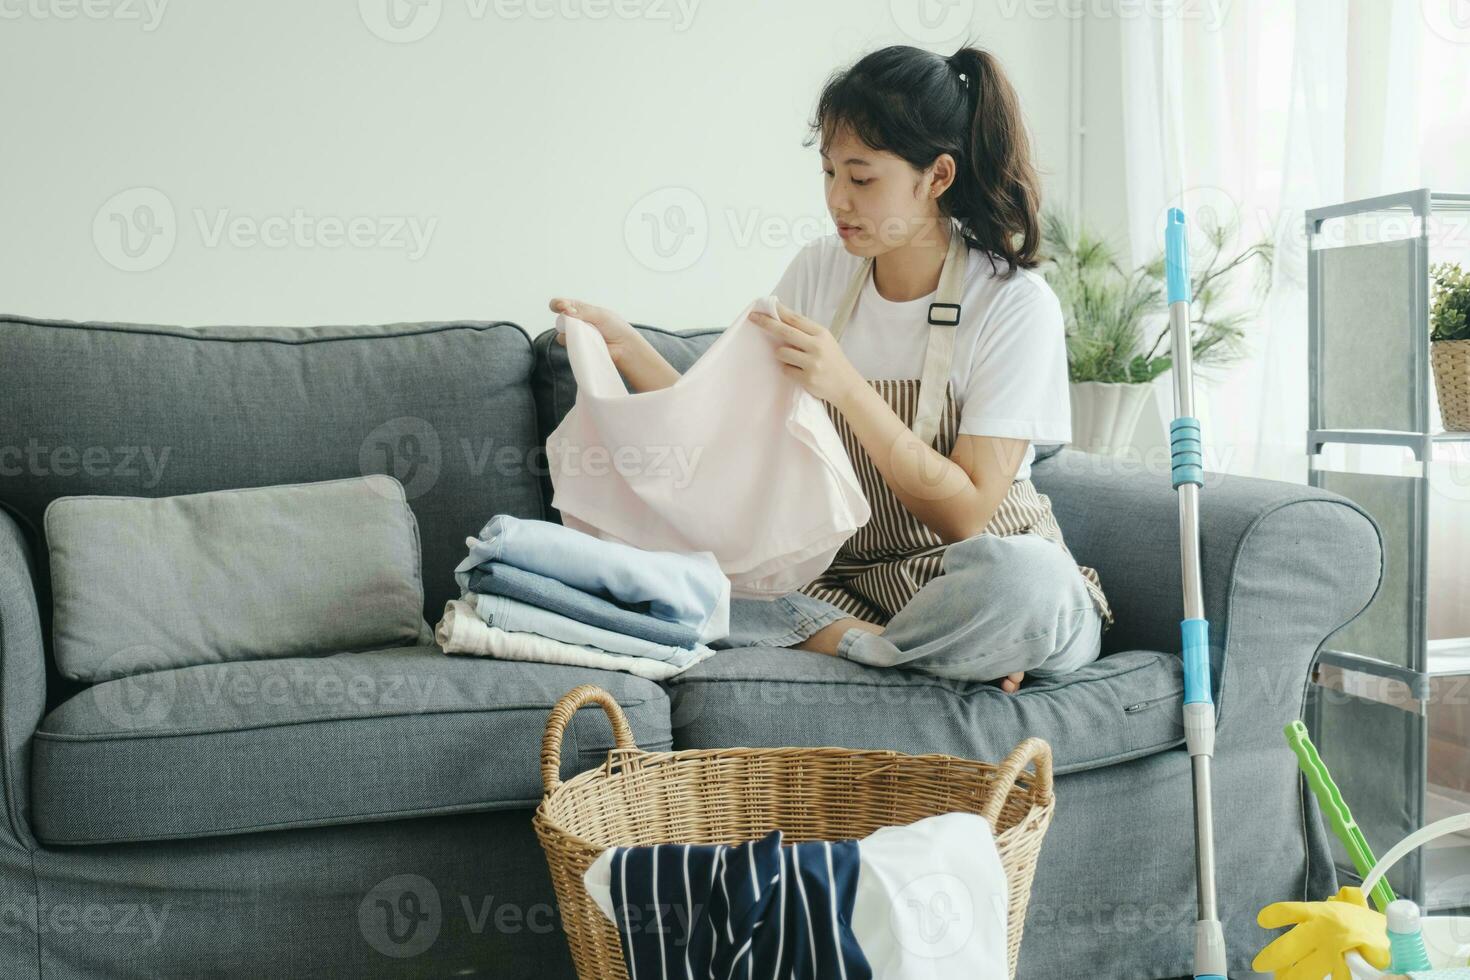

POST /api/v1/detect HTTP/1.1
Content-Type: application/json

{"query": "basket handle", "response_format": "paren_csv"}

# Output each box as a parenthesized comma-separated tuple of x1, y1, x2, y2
(980, 737, 1055, 828)
(540, 684, 640, 797)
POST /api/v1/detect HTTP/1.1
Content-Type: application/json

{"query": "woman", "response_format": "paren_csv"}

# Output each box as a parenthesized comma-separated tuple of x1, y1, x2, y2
(549, 43, 1112, 693)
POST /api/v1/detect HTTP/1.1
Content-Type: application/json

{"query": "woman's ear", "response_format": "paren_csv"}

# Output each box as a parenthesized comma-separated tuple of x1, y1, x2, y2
(926, 154, 957, 200)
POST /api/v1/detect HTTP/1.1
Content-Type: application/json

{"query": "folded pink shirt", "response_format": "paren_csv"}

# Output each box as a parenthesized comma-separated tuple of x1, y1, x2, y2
(546, 295, 870, 599)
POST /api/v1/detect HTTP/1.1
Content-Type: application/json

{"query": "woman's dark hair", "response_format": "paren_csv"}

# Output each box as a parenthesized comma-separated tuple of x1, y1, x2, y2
(805, 41, 1042, 277)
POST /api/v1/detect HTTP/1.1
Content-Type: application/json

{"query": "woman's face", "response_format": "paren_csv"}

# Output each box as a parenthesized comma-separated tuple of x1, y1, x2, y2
(821, 126, 954, 257)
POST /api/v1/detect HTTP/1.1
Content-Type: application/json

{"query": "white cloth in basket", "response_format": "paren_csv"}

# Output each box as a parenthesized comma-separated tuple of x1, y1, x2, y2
(583, 810, 1008, 978)
(546, 295, 871, 599)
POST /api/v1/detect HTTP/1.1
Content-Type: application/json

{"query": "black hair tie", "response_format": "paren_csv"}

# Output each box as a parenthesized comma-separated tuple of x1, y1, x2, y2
(946, 54, 970, 87)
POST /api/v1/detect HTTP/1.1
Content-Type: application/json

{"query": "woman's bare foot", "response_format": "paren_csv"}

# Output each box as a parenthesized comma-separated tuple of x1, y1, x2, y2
(795, 617, 883, 656)
(998, 671, 1025, 694)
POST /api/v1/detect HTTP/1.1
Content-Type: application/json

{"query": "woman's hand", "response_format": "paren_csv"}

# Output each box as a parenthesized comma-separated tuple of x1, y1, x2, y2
(547, 298, 638, 365)
(749, 300, 866, 408)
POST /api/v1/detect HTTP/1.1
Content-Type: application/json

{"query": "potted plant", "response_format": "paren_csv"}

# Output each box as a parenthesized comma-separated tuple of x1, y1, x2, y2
(1431, 261, 1470, 432)
(1039, 210, 1272, 455)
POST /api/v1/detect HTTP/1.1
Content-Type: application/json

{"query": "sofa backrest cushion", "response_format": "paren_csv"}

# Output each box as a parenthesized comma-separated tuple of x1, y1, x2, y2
(45, 475, 433, 682)
(0, 316, 547, 670)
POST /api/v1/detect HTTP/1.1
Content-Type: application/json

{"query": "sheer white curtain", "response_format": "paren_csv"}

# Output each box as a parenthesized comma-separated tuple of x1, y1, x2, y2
(1116, 0, 1470, 638)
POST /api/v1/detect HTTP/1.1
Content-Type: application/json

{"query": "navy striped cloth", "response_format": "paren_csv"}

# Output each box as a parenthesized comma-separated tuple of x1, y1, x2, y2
(605, 827, 873, 979)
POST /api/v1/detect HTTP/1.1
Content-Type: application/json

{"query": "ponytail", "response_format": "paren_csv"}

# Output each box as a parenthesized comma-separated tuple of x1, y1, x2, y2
(944, 45, 1042, 274)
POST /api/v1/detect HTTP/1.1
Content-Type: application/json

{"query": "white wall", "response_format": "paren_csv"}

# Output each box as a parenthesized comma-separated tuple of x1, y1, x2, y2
(0, 0, 1080, 335)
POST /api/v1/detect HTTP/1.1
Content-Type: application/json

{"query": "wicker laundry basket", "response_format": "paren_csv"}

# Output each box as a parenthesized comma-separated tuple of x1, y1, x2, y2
(532, 683, 1057, 979)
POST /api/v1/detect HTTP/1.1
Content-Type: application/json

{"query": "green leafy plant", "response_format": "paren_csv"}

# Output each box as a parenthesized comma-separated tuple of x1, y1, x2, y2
(1039, 209, 1273, 384)
(1431, 262, 1470, 342)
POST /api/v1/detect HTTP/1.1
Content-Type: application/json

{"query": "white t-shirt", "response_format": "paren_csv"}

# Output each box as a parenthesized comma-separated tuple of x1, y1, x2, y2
(771, 233, 1072, 481)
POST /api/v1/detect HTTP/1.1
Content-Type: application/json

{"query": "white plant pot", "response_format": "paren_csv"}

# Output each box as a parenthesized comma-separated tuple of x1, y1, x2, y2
(1068, 381, 1153, 456)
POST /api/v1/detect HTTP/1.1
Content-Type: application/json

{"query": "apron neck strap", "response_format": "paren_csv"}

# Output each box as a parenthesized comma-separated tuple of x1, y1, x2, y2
(827, 219, 968, 447)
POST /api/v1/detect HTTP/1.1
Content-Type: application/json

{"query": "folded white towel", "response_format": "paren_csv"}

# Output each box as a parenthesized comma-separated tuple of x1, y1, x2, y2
(434, 599, 716, 680)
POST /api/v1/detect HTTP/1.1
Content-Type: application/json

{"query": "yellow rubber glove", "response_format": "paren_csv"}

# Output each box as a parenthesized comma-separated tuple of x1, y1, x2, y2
(1253, 886, 1392, 979)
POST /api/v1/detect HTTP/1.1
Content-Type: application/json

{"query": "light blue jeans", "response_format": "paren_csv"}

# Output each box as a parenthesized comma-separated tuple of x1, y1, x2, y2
(454, 514, 729, 640)
(712, 532, 1103, 684)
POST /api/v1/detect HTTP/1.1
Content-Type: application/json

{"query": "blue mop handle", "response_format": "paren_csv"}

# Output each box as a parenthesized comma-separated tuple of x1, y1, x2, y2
(1167, 208, 1211, 707)
(1168, 208, 1225, 980)
(1166, 207, 1193, 306)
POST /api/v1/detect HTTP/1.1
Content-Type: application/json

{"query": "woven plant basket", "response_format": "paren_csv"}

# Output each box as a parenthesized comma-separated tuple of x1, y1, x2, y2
(532, 683, 1057, 979)
(1432, 338, 1470, 431)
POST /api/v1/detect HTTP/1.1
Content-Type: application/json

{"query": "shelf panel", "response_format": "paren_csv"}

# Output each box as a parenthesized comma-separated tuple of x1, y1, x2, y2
(1425, 786, 1470, 913)
(1316, 240, 1422, 433)
(1318, 650, 1431, 699)
(1307, 189, 1433, 227)
(1308, 429, 1470, 461)
(1430, 638, 1470, 677)
(1309, 683, 1423, 902)
(1315, 470, 1424, 673)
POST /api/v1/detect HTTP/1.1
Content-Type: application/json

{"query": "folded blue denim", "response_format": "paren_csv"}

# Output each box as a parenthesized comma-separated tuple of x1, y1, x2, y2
(462, 592, 711, 670)
(466, 562, 700, 649)
(711, 592, 851, 650)
(453, 514, 730, 642)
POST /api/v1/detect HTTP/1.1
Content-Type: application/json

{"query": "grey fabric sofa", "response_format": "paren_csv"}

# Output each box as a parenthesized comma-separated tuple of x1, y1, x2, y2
(0, 313, 1380, 979)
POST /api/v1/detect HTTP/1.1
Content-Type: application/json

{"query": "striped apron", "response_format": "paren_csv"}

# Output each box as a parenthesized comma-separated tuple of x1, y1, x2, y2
(796, 225, 1114, 632)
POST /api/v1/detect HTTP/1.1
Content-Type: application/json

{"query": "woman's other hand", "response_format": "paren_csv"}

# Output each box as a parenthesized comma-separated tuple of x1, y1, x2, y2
(749, 299, 865, 408)
(548, 298, 638, 365)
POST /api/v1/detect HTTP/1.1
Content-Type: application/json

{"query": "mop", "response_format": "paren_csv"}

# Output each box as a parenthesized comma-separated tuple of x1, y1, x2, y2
(1166, 208, 1228, 979)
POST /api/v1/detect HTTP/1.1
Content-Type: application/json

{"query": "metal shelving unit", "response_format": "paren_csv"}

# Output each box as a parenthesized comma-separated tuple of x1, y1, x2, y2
(1304, 188, 1470, 913)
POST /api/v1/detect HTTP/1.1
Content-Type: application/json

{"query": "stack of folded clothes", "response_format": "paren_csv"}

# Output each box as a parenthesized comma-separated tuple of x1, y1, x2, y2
(434, 514, 731, 679)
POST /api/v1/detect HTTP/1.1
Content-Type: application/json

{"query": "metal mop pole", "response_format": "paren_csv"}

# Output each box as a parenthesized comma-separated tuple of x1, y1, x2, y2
(1165, 208, 1227, 980)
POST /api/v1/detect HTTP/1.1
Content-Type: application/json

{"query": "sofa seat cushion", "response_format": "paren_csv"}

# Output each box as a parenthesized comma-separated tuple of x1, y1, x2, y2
(31, 646, 670, 845)
(663, 648, 1184, 774)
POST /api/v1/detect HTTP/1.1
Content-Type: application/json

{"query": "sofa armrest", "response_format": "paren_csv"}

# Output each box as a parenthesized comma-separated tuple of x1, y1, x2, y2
(0, 507, 45, 850)
(1031, 449, 1383, 743)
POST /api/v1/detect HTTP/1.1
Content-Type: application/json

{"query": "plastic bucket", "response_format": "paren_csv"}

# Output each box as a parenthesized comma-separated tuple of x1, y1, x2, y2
(1342, 813, 1470, 977)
